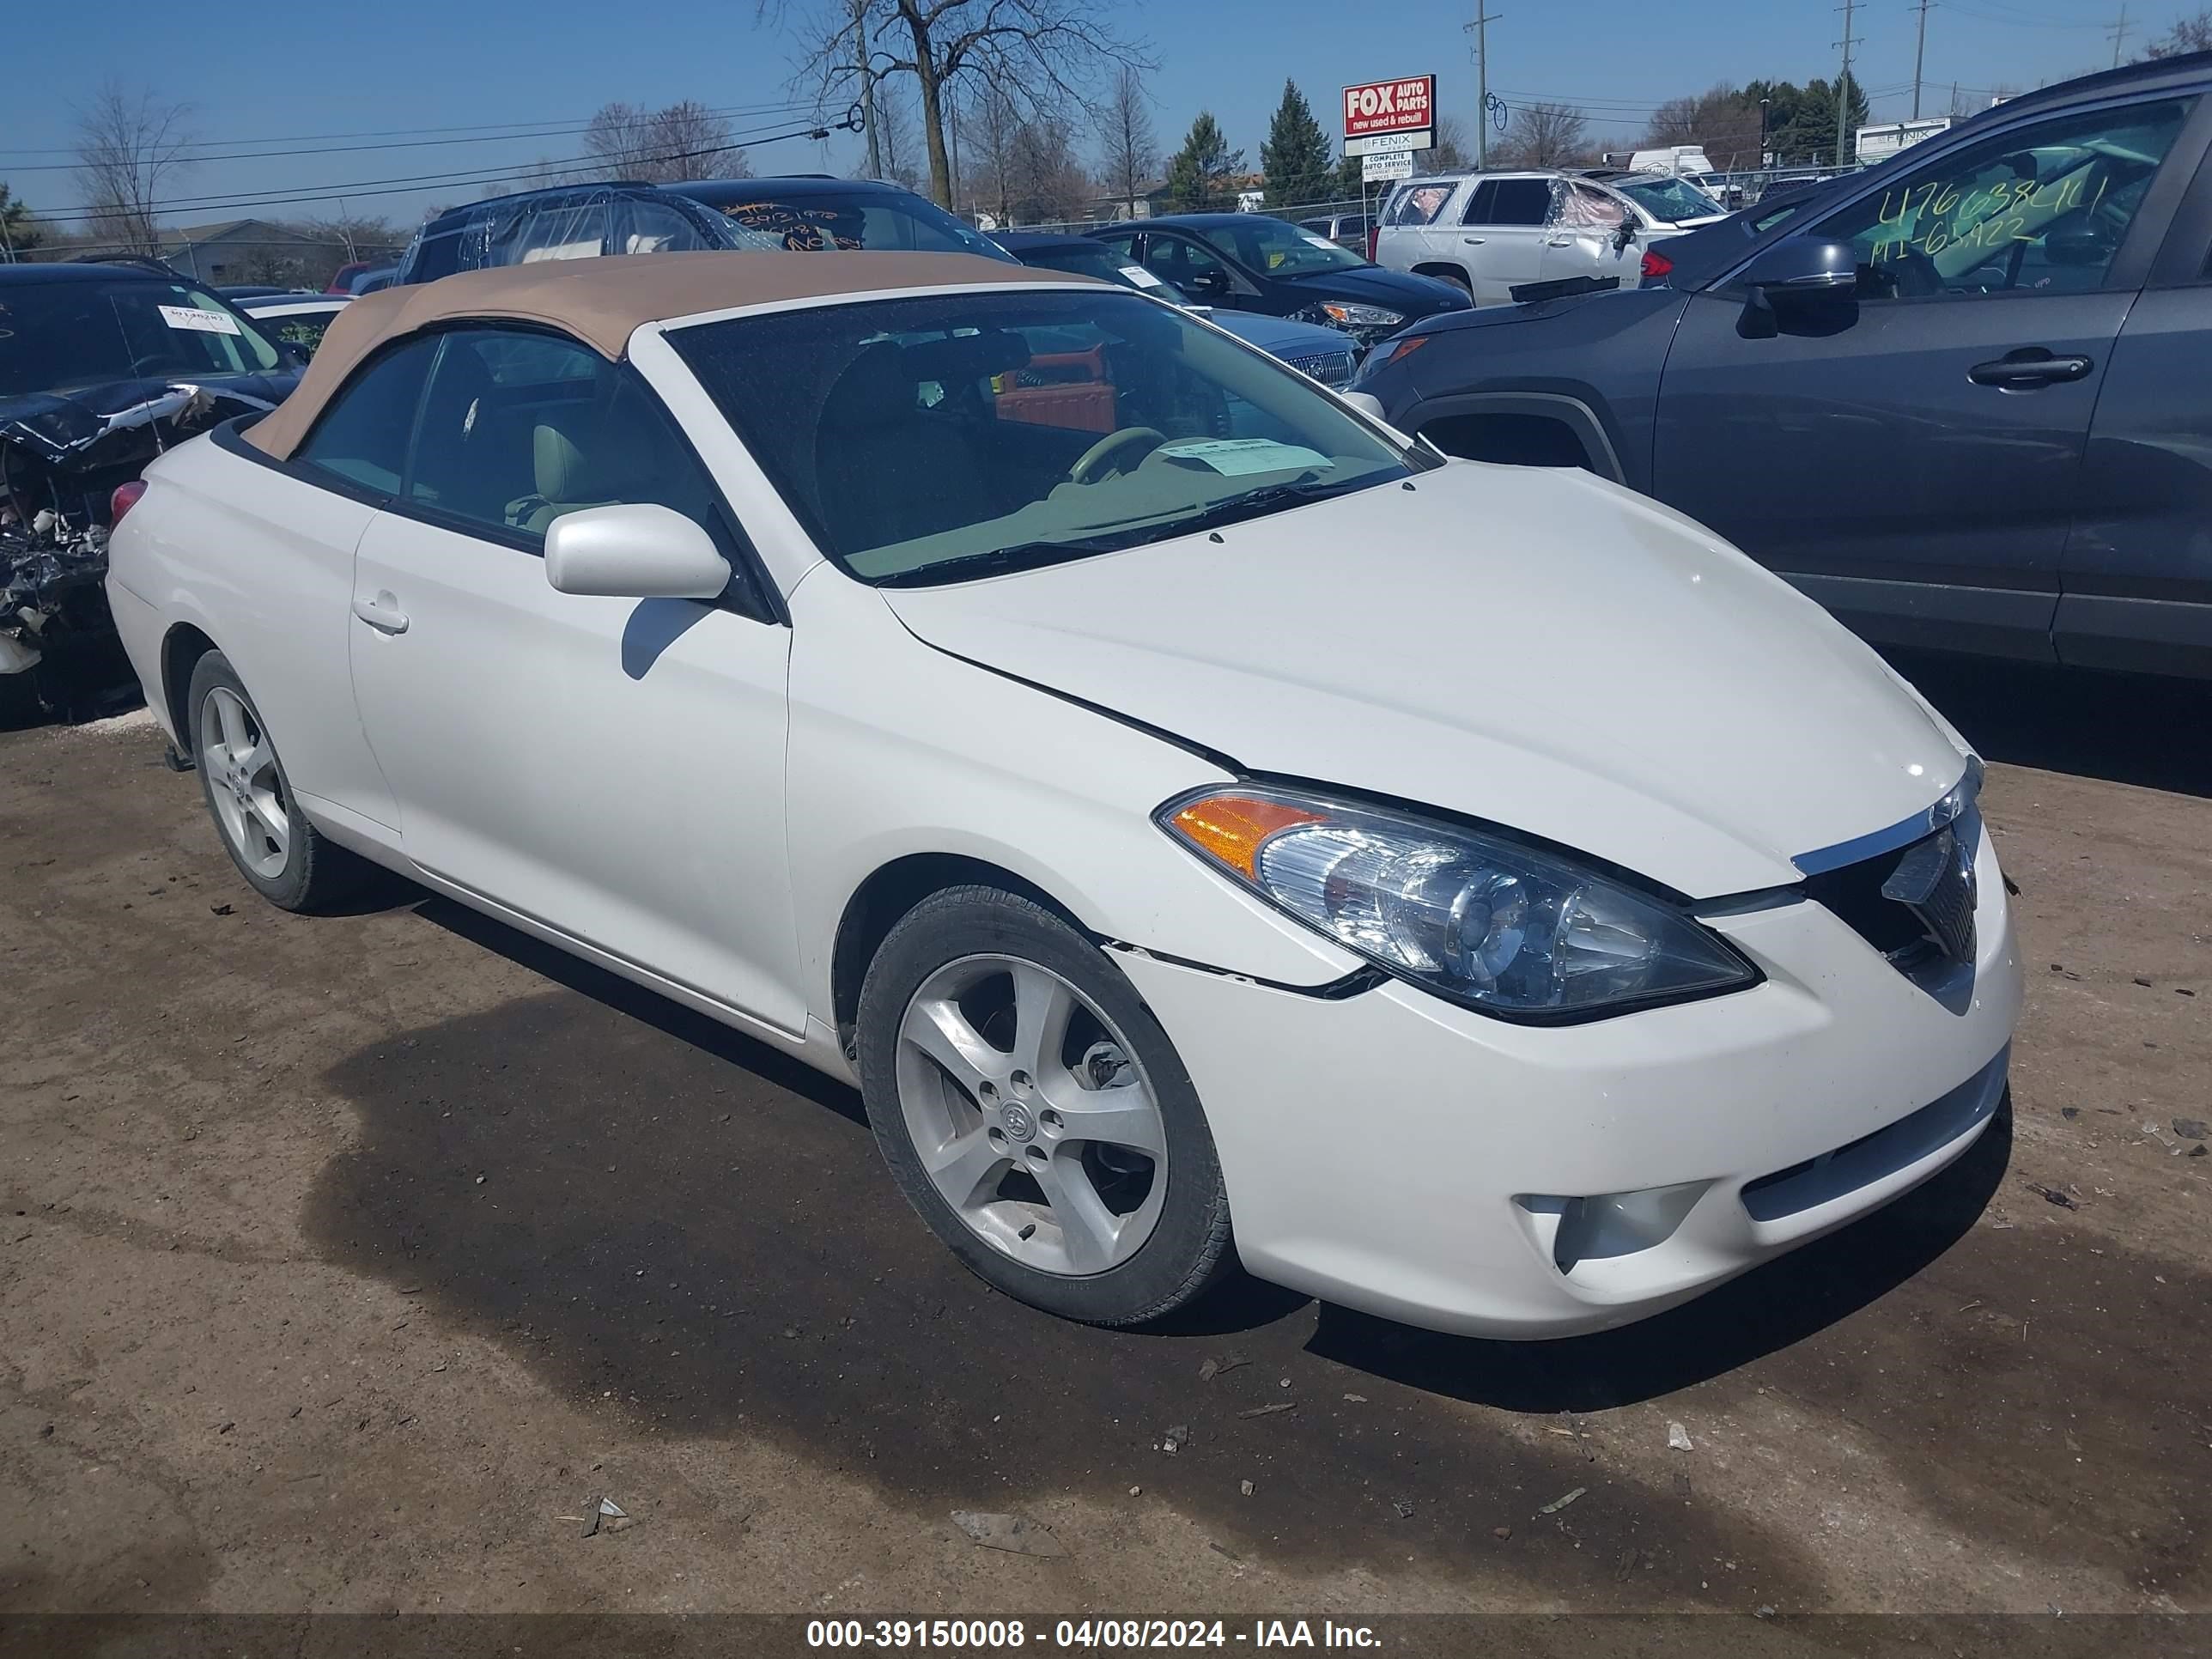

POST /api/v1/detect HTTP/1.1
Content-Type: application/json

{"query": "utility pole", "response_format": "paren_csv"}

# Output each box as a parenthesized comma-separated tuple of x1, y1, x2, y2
(948, 98, 962, 216)
(1833, 0, 1857, 169)
(1462, 6, 1503, 169)
(852, 0, 883, 178)
(1911, 0, 1934, 120)
(2109, 3, 2130, 68)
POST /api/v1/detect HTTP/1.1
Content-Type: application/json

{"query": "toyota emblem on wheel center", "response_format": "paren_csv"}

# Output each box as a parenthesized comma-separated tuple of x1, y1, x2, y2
(1000, 1102, 1036, 1142)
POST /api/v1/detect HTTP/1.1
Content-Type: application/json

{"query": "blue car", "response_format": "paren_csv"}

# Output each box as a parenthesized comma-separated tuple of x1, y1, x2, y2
(1088, 213, 1471, 349)
(994, 230, 1365, 387)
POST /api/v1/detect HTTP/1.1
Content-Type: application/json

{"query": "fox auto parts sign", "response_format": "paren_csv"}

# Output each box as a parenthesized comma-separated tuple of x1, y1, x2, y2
(1342, 75, 1435, 155)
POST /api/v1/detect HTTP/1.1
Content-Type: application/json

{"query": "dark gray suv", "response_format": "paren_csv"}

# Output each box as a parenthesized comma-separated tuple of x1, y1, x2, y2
(1352, 52, 2212, 679)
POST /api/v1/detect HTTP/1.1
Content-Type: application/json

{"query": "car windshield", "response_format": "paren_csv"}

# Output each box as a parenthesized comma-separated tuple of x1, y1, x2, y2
(0, 279, 284, 397)
(248, 306, 343, 359)
(709, 190, 1012, 259)
(1014, 243, 1192, 303)
(1615, 175, 1723, 223)
(1196, 216, 1369, 275)
(669, 288, 1424, 586)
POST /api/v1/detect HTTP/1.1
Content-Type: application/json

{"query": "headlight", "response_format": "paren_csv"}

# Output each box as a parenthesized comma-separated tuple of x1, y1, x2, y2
(1293, 301, 1405, 330)
(1158, 787, 1759, 1020)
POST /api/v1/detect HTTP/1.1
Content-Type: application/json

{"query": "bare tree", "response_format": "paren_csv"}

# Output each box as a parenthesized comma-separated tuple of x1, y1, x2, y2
(1417, 114, 1473, 174)
(961, 90, 1087, 225)
(874, 81, 927, 190)
(2145, 8, 2212, 57)
(1095, 64, 1157, 216)
(298, 212, 405, 283)
(1643, 84, 1764, 169)
(582, 100, 747, 184)
(76, 83, 196, 254)
(781, 0, 1147, 209)
(1492, 102, 1589, 169)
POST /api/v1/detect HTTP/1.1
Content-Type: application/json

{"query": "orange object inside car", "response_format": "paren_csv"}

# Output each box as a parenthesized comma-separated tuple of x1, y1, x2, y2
(994, 346, 1118, 434)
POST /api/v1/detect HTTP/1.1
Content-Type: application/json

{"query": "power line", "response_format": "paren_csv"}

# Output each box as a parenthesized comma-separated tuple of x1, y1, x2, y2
(0, 99, 819, 161)
(18, 110, 860, 230)
(1941, 0, 2107, 27)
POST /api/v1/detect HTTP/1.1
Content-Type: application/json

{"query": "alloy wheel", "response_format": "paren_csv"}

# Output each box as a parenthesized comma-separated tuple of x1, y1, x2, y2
(198, 685, 290, 881)
(895, 953, 1169, 1277)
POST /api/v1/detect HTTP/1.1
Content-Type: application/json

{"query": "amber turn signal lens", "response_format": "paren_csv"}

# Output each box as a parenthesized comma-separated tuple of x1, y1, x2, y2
(1368, 335, 1430, 372)
(1168, 794, 1325, 879)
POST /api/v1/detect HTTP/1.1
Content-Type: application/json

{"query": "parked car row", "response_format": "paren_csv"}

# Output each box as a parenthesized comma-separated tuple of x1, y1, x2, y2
(389, 173, 1428, 379)
(106, 247, 2019, 1340)
(1350, 48, 2212, 679)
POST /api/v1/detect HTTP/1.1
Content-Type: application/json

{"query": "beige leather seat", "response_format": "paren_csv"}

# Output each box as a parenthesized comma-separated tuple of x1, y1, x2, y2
(506, 404, 666, 535)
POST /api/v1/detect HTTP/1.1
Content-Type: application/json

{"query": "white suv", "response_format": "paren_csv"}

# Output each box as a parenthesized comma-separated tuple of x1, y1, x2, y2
(1374, 168, 1725, 305)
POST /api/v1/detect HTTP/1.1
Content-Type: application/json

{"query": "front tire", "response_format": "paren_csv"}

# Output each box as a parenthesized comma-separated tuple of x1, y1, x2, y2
(855, 885, 1235, 1326)
(188, 651, 364, 913)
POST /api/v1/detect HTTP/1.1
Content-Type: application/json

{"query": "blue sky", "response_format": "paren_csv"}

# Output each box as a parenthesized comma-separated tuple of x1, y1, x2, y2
(3, 0, 2160, 233)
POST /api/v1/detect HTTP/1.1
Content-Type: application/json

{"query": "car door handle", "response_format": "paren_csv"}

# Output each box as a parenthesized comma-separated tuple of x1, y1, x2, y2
(1544, 234, 1574, 246)
(1967, 350, 2094, 389)
(1462, 235, 1486, 245)
(351, 592, 409, 635)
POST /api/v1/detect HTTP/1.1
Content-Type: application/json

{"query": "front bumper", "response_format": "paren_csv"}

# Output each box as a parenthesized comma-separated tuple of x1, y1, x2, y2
(1117, 822, 2022, 1338)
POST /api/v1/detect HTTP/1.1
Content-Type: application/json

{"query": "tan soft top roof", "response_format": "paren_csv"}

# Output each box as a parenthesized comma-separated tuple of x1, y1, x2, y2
(246, 250, 1081, 460)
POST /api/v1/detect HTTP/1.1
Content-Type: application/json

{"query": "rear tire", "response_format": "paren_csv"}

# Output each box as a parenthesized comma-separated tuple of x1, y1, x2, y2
(188, 651, 365, 913)
(855, 884, 1235, 1327)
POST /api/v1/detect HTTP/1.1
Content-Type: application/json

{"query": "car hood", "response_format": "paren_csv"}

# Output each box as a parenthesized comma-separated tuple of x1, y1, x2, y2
(1279, 264, 1469, 313)
(1388, 282, 1683, 345)
(0, 372, 296, 467)
(1204, 309, 1359, 358)
(878, 463, 1965, 899)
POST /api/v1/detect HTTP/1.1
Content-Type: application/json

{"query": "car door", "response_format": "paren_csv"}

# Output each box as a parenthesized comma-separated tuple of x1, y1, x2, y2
(223, 334, 444, 834)
(1653, 93, 2202, 662)
(1458, 177, 1556, 304)
(1138, 230, 1265, 313)
(1373, 179, 1462, 275)
(2058, 137, 2212, 677)
(1547, 182, 1641, 291)
(346, 324, 806, 1034)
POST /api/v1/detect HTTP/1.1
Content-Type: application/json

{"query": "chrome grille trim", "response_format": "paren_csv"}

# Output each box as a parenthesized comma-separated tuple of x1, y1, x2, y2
(1791, 756, 1984, 878)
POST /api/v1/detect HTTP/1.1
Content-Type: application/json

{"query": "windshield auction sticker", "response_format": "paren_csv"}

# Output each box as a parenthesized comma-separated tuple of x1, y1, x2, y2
(158, 305, 241, 335)
(1158, 439, 1332, 477)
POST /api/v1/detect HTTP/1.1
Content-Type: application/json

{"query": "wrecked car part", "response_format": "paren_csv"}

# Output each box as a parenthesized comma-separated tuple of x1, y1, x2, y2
(0, 378, 281, 721)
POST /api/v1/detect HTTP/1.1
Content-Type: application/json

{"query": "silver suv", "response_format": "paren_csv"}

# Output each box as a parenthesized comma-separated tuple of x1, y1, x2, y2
(1374, 168, 1725, 305)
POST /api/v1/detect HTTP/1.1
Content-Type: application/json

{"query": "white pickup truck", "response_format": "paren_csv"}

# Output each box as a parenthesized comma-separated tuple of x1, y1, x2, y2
(1372, 167, 1726, 306)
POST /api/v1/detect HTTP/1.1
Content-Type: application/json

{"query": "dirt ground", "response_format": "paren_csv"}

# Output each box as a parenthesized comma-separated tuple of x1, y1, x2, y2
(1, 653, 2207, 1623)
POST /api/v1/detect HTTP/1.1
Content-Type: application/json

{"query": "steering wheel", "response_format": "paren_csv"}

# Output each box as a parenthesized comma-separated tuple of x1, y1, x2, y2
(1069, 426, 1167, 485)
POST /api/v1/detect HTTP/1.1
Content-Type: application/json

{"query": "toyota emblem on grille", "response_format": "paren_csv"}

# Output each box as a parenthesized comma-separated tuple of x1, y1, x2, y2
(1881, 823, 1978, 964)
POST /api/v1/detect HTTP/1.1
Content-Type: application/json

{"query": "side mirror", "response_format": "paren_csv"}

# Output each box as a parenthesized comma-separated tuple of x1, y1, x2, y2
(1741, 237, 1859, 301)
(2044, 228, 2106, 266)
(1339, 391, 1389, 422)
(544, 503, 732, 600)
(1188, 267, 1231, 298)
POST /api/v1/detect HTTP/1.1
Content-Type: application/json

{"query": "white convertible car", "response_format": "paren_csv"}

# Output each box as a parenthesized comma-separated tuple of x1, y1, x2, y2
(106, 252, 2021, 1336)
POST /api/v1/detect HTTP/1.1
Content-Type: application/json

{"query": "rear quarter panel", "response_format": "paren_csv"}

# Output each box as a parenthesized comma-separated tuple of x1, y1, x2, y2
(111, 428, 396, 828)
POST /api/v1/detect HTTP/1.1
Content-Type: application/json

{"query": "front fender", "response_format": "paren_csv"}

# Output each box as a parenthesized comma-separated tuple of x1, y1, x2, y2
(781, 569, 1364, 1031)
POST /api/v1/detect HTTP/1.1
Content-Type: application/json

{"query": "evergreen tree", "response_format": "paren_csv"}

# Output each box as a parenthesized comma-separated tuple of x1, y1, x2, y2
(0, 183, 44, 255)
(1260, 81, 1333, 208)
(1164, 112, 1243, 212)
